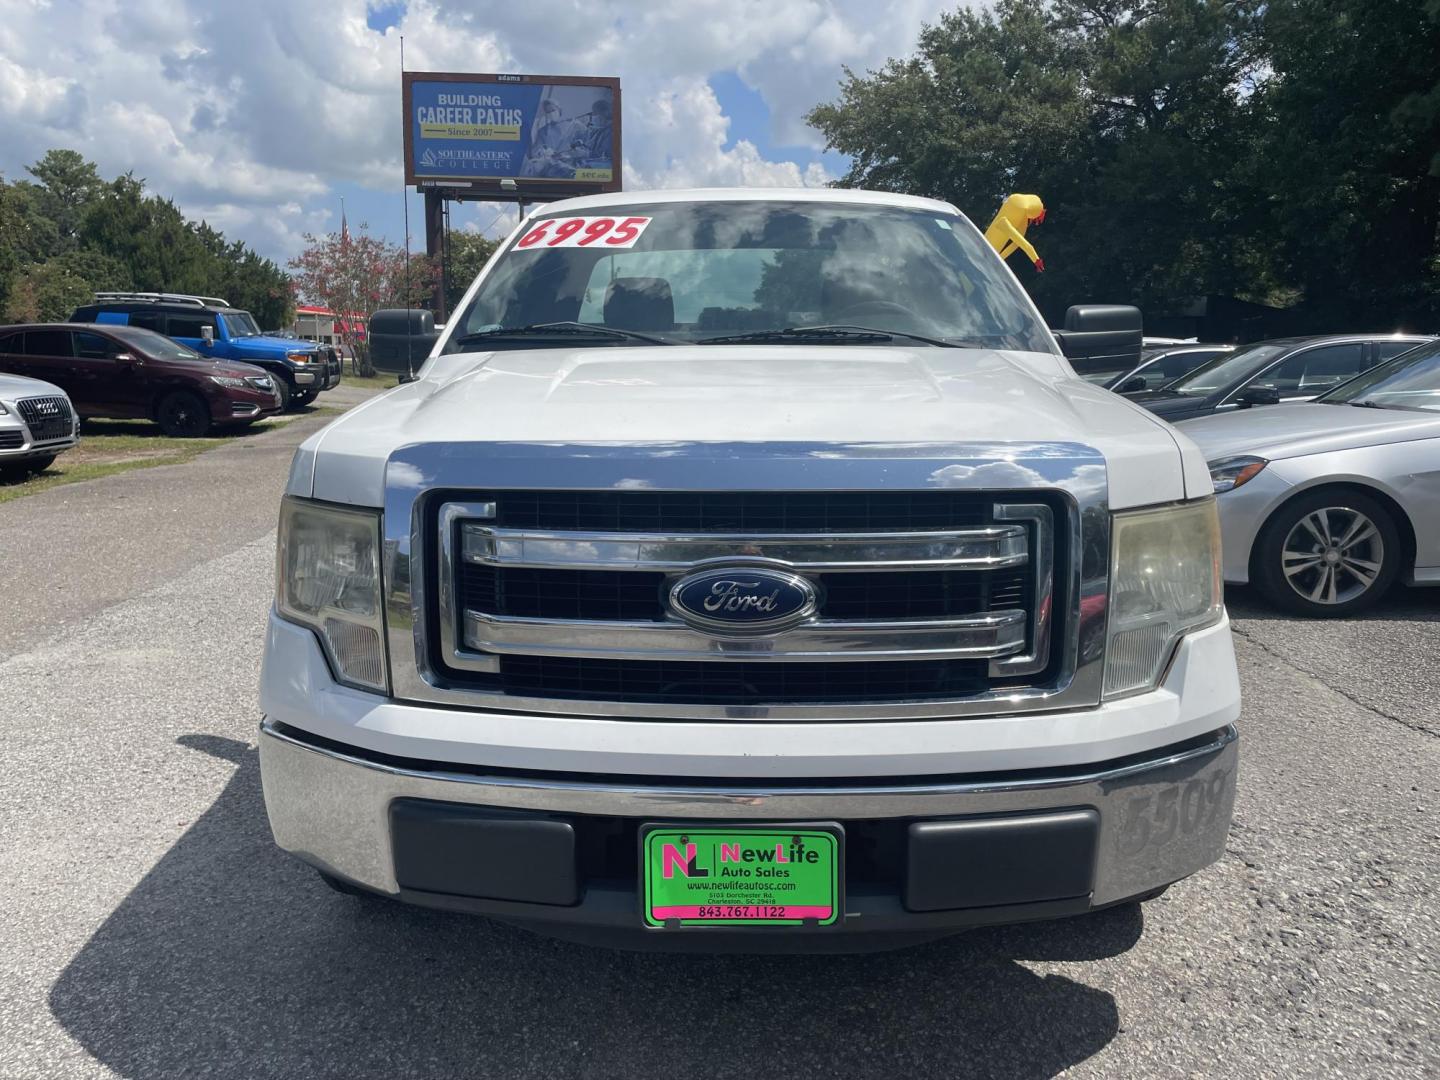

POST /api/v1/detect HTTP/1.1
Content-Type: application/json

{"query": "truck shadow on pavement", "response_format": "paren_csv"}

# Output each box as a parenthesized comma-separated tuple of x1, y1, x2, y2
(49, 736, 1138, 1080)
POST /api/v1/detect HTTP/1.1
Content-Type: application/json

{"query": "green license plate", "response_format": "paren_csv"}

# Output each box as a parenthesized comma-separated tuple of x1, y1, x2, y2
(640, 824, 843, 929)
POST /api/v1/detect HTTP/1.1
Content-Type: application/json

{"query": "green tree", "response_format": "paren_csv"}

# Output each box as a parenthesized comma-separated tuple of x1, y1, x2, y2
(445, 230, 500, 312)
(3, 259, 93, 322)
(809, 1, 1268, 322)
(290, 224, 440, 375)
(1256, 0, 1440, 327)
(26, 149, 104, 253)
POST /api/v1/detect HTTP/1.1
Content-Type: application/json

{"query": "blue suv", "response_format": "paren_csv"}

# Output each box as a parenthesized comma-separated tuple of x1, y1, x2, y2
(70, 292, 342, 410)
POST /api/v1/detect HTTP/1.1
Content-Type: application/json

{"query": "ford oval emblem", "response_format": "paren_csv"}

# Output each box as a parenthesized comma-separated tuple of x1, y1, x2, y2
(668, 565, 819, 635)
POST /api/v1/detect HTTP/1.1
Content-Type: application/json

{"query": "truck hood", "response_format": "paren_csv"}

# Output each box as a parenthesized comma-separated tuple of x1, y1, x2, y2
(232, 335, 319, 356)
(1179, 401, 1440, 461)
(298, 345, 1207, 509)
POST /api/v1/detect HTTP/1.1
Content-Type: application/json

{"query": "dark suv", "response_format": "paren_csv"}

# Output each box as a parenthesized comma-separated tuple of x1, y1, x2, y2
(70, 292, 341, 410)
(0, 324, 282, 436)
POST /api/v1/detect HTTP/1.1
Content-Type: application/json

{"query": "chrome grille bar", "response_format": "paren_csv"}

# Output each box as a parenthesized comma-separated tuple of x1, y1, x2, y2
(460, 524, 1028, 572)
(462, 609, 1028, 663)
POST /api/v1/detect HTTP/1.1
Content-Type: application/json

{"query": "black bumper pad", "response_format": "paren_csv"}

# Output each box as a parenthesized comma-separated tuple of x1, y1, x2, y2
(904, 808, 1099, 912)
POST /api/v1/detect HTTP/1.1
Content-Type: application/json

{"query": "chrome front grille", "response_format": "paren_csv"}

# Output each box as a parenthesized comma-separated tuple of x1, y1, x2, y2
(381, 440, 1110, 721)
(16, 396, 73, 442)
(429, 491, 1062, 708)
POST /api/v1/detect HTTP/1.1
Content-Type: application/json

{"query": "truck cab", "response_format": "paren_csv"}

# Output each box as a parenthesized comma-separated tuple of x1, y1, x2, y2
(259, 188, 1239, 951)
(70, 292, 342, 410)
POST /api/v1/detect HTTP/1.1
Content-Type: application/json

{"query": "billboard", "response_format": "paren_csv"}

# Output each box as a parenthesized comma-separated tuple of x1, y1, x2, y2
(402, 72, 621, 197)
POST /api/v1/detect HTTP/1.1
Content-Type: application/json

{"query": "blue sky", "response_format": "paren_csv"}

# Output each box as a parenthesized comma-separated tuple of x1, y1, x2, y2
(0, 0, 954, 269)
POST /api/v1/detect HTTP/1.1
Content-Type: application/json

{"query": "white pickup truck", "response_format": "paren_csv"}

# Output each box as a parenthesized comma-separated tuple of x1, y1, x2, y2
(259, 188, 1239, 951)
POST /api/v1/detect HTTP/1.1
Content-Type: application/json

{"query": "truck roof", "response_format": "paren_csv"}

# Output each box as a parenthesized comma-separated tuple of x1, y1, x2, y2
(523, 186, 964, 218)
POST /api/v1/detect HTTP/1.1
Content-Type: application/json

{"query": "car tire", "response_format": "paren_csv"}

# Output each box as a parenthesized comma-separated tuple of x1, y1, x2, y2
(273, 378, 291, 412)
(1252, 488, 1401, 617)
(294, 388, 320, 408)
(24, 454, 56, 474)
(156, 391, 212, 438)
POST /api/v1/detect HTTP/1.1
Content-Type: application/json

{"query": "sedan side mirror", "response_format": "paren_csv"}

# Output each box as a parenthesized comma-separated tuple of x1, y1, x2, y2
(1237, 385, 1280, 408)
(200, 326, 214, 346)
(1053, 305, 1143, 381)
(114, 352, 136, 367)
(1119, 375, 1147, 394)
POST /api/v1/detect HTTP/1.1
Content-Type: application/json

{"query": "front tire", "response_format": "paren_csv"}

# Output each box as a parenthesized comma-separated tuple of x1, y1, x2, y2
(272, 378, 291, 412)
(293, 388, 320, 408)
(24, 454, 56, 474)
(1252, 489, 1400, 616)
(156, 392, 212, 438)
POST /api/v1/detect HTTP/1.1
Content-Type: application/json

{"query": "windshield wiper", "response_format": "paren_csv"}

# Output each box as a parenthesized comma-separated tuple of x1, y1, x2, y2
(451, 321, 676, 348)
(699, 325, 962, 347)
(1346, 400, 1393, 409)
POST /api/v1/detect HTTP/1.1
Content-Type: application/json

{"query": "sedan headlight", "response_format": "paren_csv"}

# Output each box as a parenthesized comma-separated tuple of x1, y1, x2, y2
(210, 375, 248, 389)
(286, 351, 314, 364)
(0, 401, 8, 414)
(1208, 455, 1268, 493)
(1104, 499, 1223, 699)
(276, 497, 387, 692)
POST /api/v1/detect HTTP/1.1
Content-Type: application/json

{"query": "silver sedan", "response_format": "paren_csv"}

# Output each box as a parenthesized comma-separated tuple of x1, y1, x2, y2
(1179, 338, 1440, 615)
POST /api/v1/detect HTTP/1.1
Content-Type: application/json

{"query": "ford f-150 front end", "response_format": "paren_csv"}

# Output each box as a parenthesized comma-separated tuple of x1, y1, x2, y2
(258, 188, 1239, 951)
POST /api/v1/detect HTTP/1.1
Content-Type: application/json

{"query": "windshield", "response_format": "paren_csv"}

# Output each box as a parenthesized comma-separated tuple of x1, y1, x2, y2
(222, 311, 261, 337)
(1318, 339, 1440, 411)
(1166, 343, 1288, 395)
(108, 325, 205, 362)
(444, 200, 1055, 353)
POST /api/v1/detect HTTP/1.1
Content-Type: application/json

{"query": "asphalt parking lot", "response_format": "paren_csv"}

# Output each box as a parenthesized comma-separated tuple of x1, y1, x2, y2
(0, 404, 1436, 1079)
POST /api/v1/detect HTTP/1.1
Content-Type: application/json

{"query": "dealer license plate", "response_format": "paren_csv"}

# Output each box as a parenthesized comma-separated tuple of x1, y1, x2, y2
(640, 824, 843, 929)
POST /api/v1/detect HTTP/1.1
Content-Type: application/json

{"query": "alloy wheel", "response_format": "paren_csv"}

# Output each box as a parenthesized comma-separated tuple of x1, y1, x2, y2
(1279, 506, 1384, 606)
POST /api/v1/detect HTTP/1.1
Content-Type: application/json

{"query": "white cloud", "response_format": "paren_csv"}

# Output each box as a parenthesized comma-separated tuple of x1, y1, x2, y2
(0, 0, 962, 259)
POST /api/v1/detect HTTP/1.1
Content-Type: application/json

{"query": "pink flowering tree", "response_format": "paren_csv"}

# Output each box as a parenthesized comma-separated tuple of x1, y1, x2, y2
(289, 224, 439, 375)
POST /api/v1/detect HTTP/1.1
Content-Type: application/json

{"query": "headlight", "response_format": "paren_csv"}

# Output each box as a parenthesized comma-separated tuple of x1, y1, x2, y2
(210, 376, 248, 389)
(1104, 499, 1223, 699)
(1208, 455, 1268, 493)
(0, 401, 8, 414)
(286, 351, 314, 364)
(276, 497, 387, 692)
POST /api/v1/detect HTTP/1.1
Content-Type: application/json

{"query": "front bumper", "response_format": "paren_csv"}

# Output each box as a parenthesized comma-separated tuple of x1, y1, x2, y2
(0, 418, 78, 461)
(259, 719, 1238, 949)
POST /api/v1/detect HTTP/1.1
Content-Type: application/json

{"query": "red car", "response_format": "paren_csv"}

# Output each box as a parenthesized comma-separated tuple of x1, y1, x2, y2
(0, 323, 282, 436)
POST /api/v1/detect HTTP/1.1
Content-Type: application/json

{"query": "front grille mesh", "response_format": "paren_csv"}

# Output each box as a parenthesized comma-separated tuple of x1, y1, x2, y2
(492, 491, 988, 533)
(16, 396, 72, 442)
(459, 564, 1029, 623)
(497, 656, 992, 705)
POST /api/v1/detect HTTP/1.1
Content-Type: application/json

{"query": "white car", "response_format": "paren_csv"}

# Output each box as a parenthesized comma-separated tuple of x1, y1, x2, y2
(1183, 337, 1440, 616)
(0, 372, 79, 478)
(258, 188, 1240, 951)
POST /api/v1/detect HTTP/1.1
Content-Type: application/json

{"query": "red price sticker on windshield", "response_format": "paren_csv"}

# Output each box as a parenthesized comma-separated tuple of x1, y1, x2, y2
(514, 215, 651, 250)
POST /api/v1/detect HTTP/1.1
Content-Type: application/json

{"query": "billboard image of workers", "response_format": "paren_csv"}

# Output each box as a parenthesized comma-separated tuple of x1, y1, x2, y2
(519, 87, 615, 180)
(404, 75, 618, 190)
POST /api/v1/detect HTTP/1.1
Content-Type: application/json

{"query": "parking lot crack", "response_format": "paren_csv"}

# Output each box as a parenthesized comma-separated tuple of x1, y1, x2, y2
(1231, 626, 1439, 740)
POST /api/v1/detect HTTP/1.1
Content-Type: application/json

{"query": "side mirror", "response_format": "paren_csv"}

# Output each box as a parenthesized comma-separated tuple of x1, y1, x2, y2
(1053, 305, 1142, 380)
(1237, 385, 1280, 408)
(114, 352, 136, 367)
(368, 308, 439, 374)
(200, 326, 214, 345)
(1119, 375, 1147, 394)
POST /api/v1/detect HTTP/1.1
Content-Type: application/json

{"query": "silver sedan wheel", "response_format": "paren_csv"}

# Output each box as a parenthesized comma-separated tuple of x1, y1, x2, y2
(1280, 506, 1385, 605)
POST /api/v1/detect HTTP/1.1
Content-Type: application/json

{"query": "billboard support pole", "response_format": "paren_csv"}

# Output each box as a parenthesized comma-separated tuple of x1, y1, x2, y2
(424, 188, 446, 321)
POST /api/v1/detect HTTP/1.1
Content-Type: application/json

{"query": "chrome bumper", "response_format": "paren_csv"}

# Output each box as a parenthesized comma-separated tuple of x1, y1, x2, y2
(259, 719, 1238, 924)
